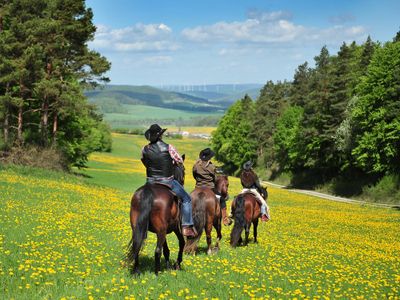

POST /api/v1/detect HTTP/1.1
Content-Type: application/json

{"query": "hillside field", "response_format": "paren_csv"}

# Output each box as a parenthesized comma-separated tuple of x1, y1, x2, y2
(0, 134, 399, 299)
(103, 105, 222, 129)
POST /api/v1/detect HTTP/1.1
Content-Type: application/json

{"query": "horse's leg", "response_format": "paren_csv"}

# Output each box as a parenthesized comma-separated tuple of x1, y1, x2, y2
(206, 216, 213, 255)
(174, 229, 185, 270)
(213, 215, 222, 251)
(244, 223, 250, 246)
(253, 218, 259, 243)
(155, 231, 166, 275)
(163, 240, 171, 269)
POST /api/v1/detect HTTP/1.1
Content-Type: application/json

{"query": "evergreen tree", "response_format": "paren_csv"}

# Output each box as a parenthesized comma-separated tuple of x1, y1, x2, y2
(293, 46, 332, 175)
(251, 80, 290, 168)
(290, 62, 310, 107)
(393, 28, 400, 42)
(0, 0, 111, 168)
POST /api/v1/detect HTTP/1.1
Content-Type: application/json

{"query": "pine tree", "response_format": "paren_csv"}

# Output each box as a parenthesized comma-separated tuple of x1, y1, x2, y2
(290, 62, 310, 107)
(251, 80, 290, 168)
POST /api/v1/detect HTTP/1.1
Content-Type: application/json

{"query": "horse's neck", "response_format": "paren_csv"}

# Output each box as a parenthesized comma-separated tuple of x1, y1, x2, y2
(215, 180, 227, 196)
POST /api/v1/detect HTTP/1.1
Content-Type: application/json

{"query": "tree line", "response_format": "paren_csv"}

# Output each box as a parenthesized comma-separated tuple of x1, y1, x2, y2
(0, 0, 111, 168)
(212, 32, 400, 199)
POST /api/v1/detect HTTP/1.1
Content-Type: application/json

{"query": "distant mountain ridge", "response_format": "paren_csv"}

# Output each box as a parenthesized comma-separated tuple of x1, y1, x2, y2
(85, 85, 227, 113)
(159, 83, 263, 102)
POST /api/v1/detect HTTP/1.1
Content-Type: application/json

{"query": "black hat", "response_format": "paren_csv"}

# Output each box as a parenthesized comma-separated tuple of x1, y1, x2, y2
(243, 160, 253, 171)
(145, 124, 167, 142)
(199, 148, 215, 161)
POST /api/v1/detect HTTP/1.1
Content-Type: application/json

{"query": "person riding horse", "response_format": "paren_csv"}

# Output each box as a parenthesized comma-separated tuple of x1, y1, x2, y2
(192, 148, 230, 226)
(141, 124, 197, 238)
(231, 161, 270, 222)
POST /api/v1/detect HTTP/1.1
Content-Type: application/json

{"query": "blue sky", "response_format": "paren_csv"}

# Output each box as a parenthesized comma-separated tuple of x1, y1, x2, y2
(86, 0, 400, 86)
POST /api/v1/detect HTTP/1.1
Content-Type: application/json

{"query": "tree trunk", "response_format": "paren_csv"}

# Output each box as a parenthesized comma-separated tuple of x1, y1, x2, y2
(17, 106, 23, 144)
(41, 99, 49, 146)
(3, 107, 9, 145)
(52, 112, 58, 145)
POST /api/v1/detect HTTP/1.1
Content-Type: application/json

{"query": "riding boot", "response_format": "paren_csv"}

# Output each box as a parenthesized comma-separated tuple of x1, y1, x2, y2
(222, 207, 232, 226)
(260, 204, 270, 222)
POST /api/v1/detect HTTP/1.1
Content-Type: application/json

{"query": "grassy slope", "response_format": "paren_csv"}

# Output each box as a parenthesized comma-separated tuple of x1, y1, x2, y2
(1, 135, 399, 299)
(104, 105, 222, 128)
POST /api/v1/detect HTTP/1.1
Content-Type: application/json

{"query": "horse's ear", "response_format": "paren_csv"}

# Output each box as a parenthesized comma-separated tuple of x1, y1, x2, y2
(182, 154, 185, 162)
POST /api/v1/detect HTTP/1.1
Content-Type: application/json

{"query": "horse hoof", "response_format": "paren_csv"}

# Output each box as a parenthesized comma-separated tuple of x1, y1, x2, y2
(174, 263, 181, 270)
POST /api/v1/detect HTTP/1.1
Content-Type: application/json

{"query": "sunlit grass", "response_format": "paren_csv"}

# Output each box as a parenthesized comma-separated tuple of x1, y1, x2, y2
(1, 133, 399, 299)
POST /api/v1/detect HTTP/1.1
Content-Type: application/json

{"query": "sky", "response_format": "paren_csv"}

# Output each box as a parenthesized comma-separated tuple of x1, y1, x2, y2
(86, 0, 400, 86)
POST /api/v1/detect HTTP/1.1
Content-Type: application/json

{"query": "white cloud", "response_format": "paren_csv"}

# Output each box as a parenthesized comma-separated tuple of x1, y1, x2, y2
(144, 55, 173, 64)
(181, 11, 366, 45)
(91, 23, 178, 52)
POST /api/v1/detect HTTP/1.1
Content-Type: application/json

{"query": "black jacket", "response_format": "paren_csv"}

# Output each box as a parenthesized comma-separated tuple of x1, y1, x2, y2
(142, 140, 174, 178)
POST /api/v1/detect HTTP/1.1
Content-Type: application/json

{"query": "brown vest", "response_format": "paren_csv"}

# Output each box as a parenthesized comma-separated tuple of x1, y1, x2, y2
(240, 169, 257, 188)
(192, 159, 216, 188)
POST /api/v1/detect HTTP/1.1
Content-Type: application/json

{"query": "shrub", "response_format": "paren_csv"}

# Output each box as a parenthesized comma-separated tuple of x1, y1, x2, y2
(361, 175, 400, 204)
(0, 146, 67, 171)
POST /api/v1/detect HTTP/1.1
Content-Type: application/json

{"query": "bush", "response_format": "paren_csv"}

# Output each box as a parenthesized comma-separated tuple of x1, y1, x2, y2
(361, 175, 400, 205)
(0, 146, 67, 171)
(113, 128, 145, 135)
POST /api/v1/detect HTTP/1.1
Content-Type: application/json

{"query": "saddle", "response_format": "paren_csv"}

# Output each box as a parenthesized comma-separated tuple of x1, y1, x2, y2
(147, 182, 180, 203)
(240, 190, 263, 207)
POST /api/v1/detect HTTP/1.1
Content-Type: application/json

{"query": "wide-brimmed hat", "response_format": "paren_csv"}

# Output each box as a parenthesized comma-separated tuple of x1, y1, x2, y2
(243, 160, 253, 171)
(145, 124, 167, 142)
(199, 148, 215, 161)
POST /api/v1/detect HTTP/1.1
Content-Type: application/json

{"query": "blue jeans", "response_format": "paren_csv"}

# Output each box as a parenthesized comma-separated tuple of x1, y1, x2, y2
(146, 177, 193, 226)
(171, 180, 193, 226)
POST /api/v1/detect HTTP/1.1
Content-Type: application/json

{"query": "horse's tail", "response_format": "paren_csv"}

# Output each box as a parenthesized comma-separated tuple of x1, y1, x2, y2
(127, 185, 154, 265)
(230, 194, 246, 247)
(184, 191, 206, 253)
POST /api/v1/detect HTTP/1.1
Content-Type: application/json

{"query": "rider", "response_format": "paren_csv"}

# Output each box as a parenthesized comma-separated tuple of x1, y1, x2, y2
(141, 124, 197, 238)
(192, 148, 230, 226)
(235, 161, 271, 222)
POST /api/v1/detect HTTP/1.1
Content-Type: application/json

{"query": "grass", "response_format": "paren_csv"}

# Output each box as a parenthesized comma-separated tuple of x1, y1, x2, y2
(103, 105, 223, 128)
(1, 134, 399, 299)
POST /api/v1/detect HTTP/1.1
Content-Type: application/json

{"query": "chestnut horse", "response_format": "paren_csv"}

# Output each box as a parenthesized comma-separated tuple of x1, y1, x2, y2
(184, 175, 229, 255)
(230, 192, 260, 247)
(126, 156, 186, 275)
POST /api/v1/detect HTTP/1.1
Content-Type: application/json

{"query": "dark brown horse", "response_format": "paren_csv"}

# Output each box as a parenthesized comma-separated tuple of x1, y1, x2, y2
(126, 156, 186, 275)
(184, 175, 229, 255)
(230, 192, 261, 247)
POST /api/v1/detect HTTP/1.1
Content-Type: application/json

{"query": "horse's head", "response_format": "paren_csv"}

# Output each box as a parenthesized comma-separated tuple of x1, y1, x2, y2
(173, 154, 185, 185)
(216, 175, 229, 199)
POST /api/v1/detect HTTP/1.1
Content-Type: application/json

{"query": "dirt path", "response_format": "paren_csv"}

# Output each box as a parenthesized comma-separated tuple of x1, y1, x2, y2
(262, 181, 399, 209)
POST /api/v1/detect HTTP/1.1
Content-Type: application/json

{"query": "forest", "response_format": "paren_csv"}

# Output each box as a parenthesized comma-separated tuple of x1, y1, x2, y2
(0, 0, 111, 168)
(212, 32, 400, 203)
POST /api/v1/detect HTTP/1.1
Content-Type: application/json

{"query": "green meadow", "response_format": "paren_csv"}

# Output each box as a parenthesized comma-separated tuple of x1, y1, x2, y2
(0, 134, 399, 299)
(103, 105, 223, 129)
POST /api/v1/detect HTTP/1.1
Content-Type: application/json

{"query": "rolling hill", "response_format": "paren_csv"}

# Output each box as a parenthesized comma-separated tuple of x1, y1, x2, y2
(85, 84, 262, 129)
(85, 85, 226, 113)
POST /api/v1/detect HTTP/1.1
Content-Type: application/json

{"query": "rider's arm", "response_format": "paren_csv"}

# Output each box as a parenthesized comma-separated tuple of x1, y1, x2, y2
(168, 144, 183, 164)
(209, 163, 216, 181)
(254, 173, 267, 199)
(141, 146, 147, 167)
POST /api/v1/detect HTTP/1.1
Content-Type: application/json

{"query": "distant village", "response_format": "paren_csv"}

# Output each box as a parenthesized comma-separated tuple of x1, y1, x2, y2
(165, 131, 211, 140)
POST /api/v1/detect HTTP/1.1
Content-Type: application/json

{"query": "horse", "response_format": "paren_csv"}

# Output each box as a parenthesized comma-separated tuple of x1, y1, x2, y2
(184, 175, 229, 255)
(230, 192, 261, 247)
(126, 155, 186, 275)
